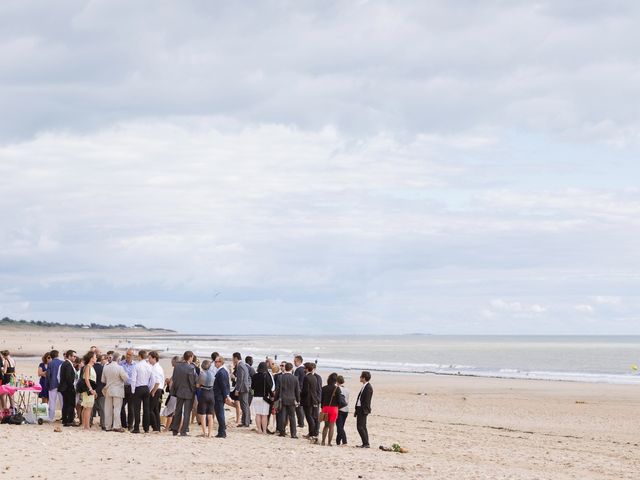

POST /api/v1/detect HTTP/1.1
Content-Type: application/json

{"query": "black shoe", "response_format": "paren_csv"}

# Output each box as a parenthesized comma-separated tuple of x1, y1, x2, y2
(215, 434, 226, 438)
(131, 430, 141, 434)
(356, 444, 370, 448)
(291, 435, 299, 439)
(172, 431, 178, 436)
(266, 429, 275, 435)
(278, 432, 286, 437)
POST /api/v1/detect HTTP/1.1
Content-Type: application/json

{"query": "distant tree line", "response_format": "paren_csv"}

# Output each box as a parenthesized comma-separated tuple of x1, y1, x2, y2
(0, 316, 173, 332)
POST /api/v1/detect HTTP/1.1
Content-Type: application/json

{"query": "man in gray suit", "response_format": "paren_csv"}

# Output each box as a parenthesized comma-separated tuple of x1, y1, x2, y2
(232, 352, 251, 427)
(170, 350, 197, 436)
(101, 352, 129, 432)
(275, 362, 300, 438)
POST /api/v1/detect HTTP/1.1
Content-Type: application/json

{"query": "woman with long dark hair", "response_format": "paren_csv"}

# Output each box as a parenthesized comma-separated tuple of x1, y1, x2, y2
(250, 362, 274, 434)
(80, 351, 97, 430)
(320, 372, 341, 446)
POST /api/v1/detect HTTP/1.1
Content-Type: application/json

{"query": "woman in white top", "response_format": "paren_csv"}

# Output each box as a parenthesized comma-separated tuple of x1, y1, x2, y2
(336, 375, 349, 445)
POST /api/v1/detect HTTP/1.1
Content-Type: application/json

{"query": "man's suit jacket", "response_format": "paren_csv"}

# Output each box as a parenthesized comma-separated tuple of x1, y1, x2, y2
(58, 360, 76, 393)
(294, 365, 305, 389)
(301, 373, 319, 407)
(314, 372, 322, 401)
(213, 367, 230, 398)
(273, 372, 283, 389)
(47, 358, 63, 390)
(276, 373, 300, 406)
(355, 383, 373, 415)
(93, 362, 105, 397)
(170, 361, 197, 399)
(101, 361, 129, 398)
(234, 361, 250, 393)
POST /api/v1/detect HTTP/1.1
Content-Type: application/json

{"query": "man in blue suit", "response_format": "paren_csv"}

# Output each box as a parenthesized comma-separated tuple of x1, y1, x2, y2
(213, 356, 231, 438)
(46, 350, 64, 421)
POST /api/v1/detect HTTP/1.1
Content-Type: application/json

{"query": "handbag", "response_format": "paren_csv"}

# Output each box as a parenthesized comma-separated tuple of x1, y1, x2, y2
(318, 386, 338, 422)
(75, 366, 97, 393)
(76, 367, 87, 393)
(338, 391, 348, 409)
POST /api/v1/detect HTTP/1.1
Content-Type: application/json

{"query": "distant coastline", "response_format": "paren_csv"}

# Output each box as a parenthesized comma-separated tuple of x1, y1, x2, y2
(0, 316, 175, 333)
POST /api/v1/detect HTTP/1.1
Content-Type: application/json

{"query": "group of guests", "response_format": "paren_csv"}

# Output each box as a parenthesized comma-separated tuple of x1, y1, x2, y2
(38, 347, 165, 432)
(34, 347, 374, 447)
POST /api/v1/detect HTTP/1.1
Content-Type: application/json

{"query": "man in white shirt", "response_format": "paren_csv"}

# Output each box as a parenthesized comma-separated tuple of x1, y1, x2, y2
(147, 351, 165, 432)
(129, 349, 154, 433)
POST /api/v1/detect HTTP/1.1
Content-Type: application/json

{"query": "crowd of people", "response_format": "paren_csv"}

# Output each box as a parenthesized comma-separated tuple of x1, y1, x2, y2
(9, 347, 374, 447)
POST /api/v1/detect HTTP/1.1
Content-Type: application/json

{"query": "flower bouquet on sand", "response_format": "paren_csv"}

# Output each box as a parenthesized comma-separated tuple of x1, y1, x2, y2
(379, 443, 409, 453)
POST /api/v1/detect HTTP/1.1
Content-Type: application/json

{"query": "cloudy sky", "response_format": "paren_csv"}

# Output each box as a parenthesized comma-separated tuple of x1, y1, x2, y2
(1, 1, 639, 334)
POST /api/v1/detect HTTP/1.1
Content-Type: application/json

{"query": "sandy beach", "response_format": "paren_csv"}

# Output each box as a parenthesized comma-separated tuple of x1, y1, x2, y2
(0, 328, 638, 479)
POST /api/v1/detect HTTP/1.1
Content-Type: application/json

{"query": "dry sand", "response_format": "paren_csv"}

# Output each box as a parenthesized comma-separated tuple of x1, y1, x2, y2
(0, 328, 638, 479)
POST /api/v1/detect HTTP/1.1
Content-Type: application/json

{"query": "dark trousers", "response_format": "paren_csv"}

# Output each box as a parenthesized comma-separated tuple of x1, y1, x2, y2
(336, 410, 348, 444)
(304, 404, 319, 437)
(276, 406, 285, 434)
(120, 385, 134, 428)
(295, 404, 305, 427)
(355, 407, 369, 446)
(238, 391, 250, 426)
(278, 404, 297, 437)
(91, 396, 105, 428)
(149, 389, 163, 431)
(132, 385, 150, 432)
(171, 397, 193, 435)
(213, 393, 226, 437)
(61, 389, 75, 425)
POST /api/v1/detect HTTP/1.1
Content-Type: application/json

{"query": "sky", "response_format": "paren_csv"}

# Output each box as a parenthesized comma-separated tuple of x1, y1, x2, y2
(1, 1, 639, 334)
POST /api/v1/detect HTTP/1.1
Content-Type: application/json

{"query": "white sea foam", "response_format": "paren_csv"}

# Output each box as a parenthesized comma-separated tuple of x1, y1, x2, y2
(128, 334, 640, 385)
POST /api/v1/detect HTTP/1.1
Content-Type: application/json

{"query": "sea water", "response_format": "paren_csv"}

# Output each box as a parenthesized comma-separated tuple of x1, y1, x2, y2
(126, 334, 640, 385)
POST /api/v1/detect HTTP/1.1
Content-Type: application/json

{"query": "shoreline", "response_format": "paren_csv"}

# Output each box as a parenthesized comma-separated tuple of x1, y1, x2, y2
(3, 327, 639, 385)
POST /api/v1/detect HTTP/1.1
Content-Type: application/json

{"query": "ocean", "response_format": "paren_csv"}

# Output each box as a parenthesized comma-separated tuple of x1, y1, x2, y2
(125, 334, 640, 385)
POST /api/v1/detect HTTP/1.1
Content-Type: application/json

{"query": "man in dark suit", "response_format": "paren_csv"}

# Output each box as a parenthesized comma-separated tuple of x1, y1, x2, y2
(212, 356, 231, 438)
(58, 350, 77, 426)
(293, 354, 305, 428)
(301, 362, 319, 440)
(354, 371, 373, 448)
(275, 362, 300, 438)
(170, 350, 197, 436)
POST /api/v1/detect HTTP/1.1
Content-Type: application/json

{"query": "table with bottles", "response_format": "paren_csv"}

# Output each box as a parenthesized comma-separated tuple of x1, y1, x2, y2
(0, 375, 42, 414)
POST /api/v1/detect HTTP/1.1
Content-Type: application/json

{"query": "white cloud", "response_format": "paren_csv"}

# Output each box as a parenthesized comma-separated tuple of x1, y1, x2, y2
(593, 296, 621, 305)
(489, 299, 547, 314)
(574, 304, 595, 314)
